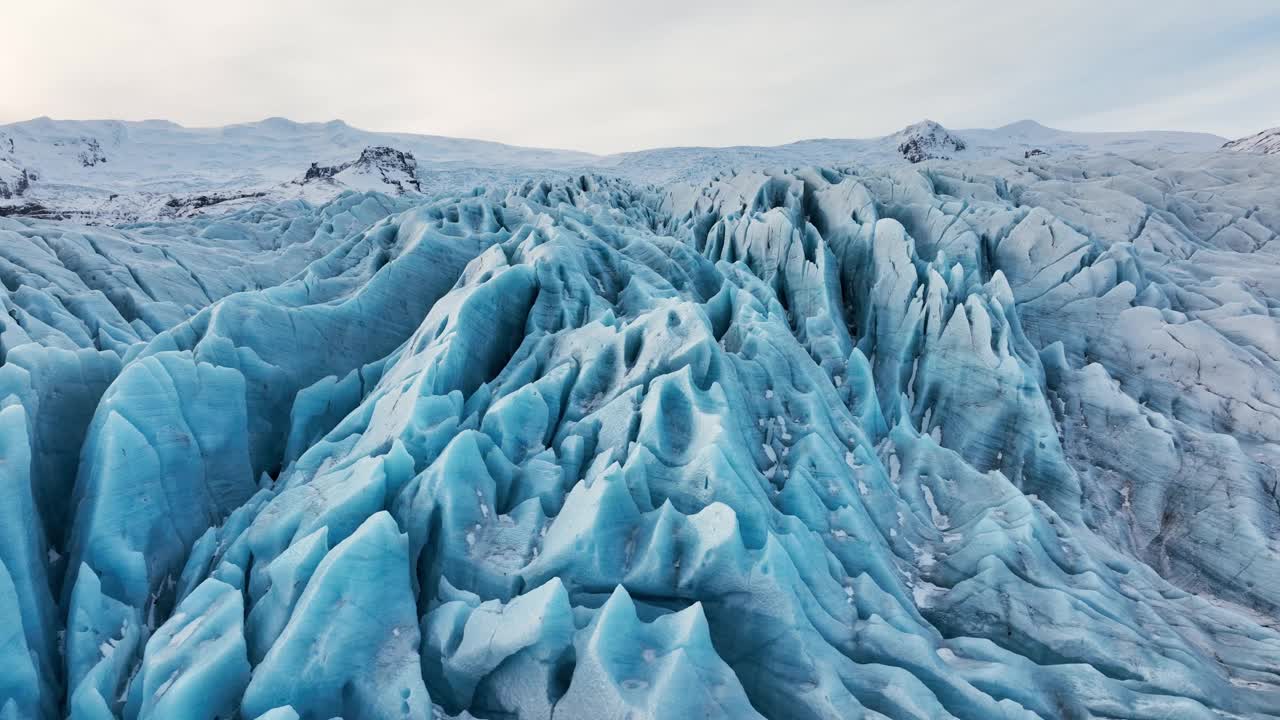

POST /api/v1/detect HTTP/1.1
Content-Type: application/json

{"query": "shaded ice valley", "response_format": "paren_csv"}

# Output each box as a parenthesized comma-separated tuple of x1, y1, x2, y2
(1, 120, 1280, 719)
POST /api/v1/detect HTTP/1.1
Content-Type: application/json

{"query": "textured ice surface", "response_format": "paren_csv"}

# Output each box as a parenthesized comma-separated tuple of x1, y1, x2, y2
(1, 148, 1279, 719)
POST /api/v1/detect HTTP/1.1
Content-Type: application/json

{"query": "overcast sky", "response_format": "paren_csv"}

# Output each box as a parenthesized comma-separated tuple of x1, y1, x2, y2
(3, 0, 1278, 154)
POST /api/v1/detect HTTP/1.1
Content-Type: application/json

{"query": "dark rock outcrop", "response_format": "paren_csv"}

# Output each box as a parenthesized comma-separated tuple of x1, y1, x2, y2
(895, 120, 967, 163)
(298, 145, 421, 193)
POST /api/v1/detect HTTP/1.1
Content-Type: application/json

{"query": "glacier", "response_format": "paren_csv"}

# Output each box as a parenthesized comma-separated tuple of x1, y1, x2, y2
(0, 142, 1279, 719)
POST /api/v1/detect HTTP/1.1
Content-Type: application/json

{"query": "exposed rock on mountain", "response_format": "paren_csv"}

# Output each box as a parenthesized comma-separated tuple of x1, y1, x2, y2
(162, 190, 269, 217)
(298, 145, 422, 194)
(76, 137, 107, 167)
(0, 164, 35, 199)
(894, 119, 967, 162)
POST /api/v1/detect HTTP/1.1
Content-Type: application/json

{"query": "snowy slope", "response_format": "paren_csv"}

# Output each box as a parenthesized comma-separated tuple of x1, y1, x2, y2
(0, 116, 1231, 221)
(606, 118, 1227, 185)
(0, 117, 596, 220)
(962, 118, 1226, 154)
(1224, 126, 1280, 154)
(1, 144, 1279, 718)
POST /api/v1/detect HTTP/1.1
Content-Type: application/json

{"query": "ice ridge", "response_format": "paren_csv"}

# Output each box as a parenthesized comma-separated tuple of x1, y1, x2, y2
(0, 153, 1278, 719)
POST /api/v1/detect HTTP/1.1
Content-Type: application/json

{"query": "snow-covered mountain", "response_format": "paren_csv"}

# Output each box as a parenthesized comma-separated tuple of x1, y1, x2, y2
(0, 116, 1232, 222)
(1223, 126, 1280, 155)
(610, 118, 1229, 184)
(0, 117, 594, 221)
(960, 118, 1228, 155)
(299, 145, 421, 194)
(893, 119, 968, 162)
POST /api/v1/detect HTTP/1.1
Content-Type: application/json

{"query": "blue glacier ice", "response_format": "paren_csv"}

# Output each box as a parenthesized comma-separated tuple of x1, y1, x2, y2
(0, 153, 1279, 719)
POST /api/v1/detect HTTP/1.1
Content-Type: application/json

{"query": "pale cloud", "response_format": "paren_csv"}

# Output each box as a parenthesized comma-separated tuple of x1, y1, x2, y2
(1, 0, 1276, 153)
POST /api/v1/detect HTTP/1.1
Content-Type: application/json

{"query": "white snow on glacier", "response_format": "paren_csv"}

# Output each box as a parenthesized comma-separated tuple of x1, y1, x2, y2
(1224, 127, 1280, 156)
(0, 127, 1279, 719)
(0, 116, 1227, 222)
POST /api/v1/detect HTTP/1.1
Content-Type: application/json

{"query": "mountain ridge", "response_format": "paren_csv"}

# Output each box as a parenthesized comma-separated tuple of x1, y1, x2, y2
(0, 116, 1243, 223)
(1223, 126, 1280, 155)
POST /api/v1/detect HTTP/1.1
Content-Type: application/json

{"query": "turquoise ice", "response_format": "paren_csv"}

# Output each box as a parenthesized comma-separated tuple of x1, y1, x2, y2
(1, 154, 1278, 718)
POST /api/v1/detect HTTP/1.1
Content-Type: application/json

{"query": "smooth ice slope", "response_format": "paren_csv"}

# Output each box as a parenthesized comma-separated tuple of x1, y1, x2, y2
(0, 146, 1278, 719)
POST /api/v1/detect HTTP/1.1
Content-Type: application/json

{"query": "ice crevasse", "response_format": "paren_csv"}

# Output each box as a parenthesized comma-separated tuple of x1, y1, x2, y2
(0, 157, 1279, 719)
